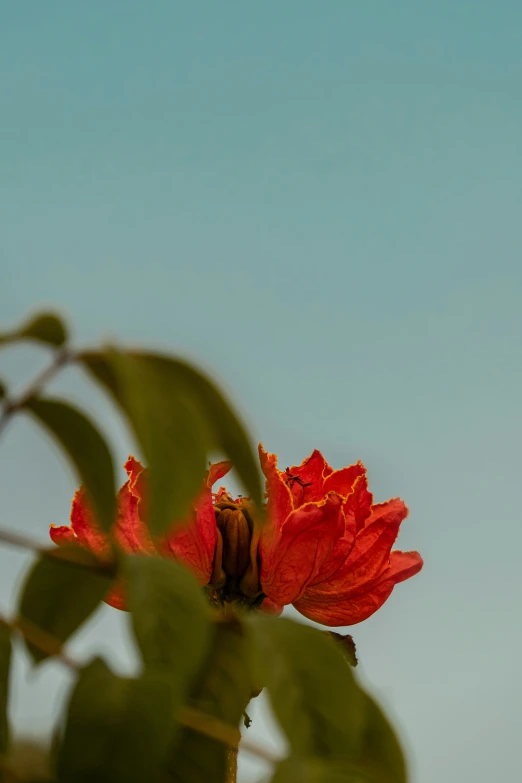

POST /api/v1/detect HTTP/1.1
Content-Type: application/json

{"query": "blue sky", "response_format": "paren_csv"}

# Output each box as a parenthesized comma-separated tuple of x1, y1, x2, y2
(2, 3, 522, 781)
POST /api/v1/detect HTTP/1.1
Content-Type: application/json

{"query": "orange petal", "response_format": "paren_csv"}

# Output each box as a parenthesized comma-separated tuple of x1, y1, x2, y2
(113, 483, 156, 555)
(259, 493, 345, 605)
(166, 488, 217, 586)
(105, 582, 128, 611)
(309, 477, 371, 586)
(123, 456, 146, 497)
(343, 475, 373, 533)
(294, 548, 423, 627)
(323, 461, 366, 498)
(301, 498, 407, 598)
(294, 579, 395, 627)
(49, 525, 77, 546)
(307, 518, 356, 587)
(258, 444, 293, 526)
(286, 449, 330, 505)
(70, 488, 111, 557)
(383, 550, 424, 584)
(207, 460, 231, 488)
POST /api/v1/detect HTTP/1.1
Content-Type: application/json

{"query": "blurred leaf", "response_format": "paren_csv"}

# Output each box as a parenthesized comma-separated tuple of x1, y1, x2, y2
(0, 620, 11, 755)
(355, 691, 407, 783)
(23, 397, 116, 533)
(58, 658, 176, 783)
(271, 755, 381, 783)
(328, 632, 358, 667)
(0, 312, 67, 348)
(0, 380, 6, 400)
(80, 350, 210, 536)
(80, 350, 262, 535)
(261, 636, 407, 783)
(145, 354, 263, 510)
(163, 622, 252, 783)
(126, 556, 212, 696)
(18, 547, 112, 664)
(246, 616, 364, 758)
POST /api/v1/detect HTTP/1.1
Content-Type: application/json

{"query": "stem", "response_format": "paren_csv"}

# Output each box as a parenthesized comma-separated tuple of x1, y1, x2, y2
(0, 347, 72, 438)
(0, 527, 118, 579)
(0, 528, 44, 553)
(0, 614, 78, 671)
(226, 748, 238, 783)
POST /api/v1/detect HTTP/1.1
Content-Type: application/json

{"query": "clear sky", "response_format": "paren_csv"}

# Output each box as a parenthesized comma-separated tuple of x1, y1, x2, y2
(2, 2, 522, 781)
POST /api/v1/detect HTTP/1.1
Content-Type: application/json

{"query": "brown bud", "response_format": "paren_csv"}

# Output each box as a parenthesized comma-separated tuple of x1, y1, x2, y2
(216, 507, 252, 578)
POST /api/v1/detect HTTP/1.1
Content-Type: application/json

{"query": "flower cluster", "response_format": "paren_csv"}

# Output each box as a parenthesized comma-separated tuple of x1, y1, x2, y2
(50, 446, 422, 626)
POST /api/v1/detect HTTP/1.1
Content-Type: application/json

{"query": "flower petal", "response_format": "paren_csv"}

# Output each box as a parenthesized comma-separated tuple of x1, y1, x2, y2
(294, 580, 395, 626)
(309, 477, 372, 586)
(383, 550, 424, 584)
(105, 583, 128, 611)
(286, 449, 330, 505)
(166, 487, 217, 586)
(113, 483, 156, 554)
(307, 522, 355, 587)
(70, 488, 111, 557)
(293, 548, 423, 627)
(322, 462, 366, 498)
(259, 493, 345, 605)
(49, 525, 77, 546)
(207, 460, 231, 488)
(123, 456, 146, 499)
(258, 444, 293, 526)
(343, 475, 373, 533)
(300, 498, 408, 598)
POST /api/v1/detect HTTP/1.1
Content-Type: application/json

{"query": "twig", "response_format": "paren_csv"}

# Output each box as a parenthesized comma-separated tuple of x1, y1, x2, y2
(0, 347, 72, 438)
(177, 705, 282, 764)
(0, 614, 79, 671)
(0, 528, 46, 554)
(0, 527, 118, 578)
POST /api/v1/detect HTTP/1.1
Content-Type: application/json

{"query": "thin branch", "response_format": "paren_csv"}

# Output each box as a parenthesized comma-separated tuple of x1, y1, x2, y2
(0, 614, 79, 671)
(177, 705, 282, 764)
(0, 347, 72, 438)
(0, 528, 118, 579)
(0, 528, 46, 554)
(178, 705, 241, 747)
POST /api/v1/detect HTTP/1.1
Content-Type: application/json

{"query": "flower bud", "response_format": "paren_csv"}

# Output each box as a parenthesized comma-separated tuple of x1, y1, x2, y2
(216, 507, 252, 578)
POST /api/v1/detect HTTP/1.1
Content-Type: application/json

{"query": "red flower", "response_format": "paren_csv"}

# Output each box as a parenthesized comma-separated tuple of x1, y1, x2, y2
(50, 447, 423, 626)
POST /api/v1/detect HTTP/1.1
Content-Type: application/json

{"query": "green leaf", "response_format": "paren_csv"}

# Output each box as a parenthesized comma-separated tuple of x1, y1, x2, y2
(23, 397, 116, 533)
(253, 620, 407, 783)
(0, 312, 67, 348)
(80, 350, 262, 535)
(328, 632, 358, 667)
(18, 547, 113, 664)
(0, 620, 12, 755)
(151, 354, 262, 511)
(58, 658, 177, 783)
(271, 755, 378, 783)
(355, 691, 407, 783)
(80, 350, 210, 536)
(246, 616, 365, 757)
(163, 622, 253, 783)
(126, 556, 212, 695)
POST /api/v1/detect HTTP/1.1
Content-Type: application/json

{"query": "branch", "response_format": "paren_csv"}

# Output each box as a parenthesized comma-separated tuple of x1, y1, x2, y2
(0, 347, 72, 438)
(178, 705, 281, 764)
(1, 614, 78, 671)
